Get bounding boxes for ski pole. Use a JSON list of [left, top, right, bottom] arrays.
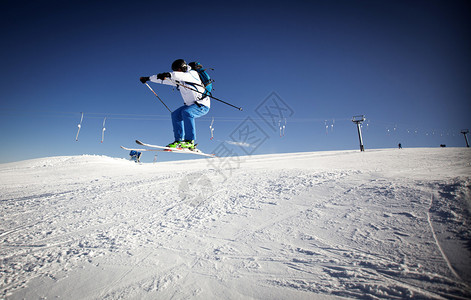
[[144, 83, 172, 113], [172, 80, 243, 111], [207, 93, 243, 111]]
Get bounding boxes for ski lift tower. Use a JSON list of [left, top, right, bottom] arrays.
[[461, 129, 469, 147], [352, 115, 366, 152]]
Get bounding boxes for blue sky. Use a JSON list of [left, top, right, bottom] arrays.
[[1, 0, 470, 163]]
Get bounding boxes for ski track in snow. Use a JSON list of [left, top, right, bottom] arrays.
[[0, 149, 470, 299]]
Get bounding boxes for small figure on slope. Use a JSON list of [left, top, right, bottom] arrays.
[[129, 150, 141, 163], [140, 59, 210, 150]]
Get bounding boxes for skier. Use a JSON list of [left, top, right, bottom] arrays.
[[140, 59, 210, 150]]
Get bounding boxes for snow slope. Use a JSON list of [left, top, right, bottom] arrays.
[[1, 148, 470, 299]]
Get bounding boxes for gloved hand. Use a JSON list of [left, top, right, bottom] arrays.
[[157, 72, 171, 80], [140, 76, 149, 84]]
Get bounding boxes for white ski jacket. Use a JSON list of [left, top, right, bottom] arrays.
[[149, 68, 210, 108]]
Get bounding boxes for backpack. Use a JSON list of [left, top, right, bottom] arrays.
[[189, 61, 213, 99]]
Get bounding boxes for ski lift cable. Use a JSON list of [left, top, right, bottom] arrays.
[[6, 108, 464, 138]]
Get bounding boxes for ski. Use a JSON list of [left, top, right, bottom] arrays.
[[120, 146, 163, 152], [121, 145, 216, 157], [128, 140, 216, 158]]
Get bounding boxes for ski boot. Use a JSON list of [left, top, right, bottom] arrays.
[[180, 140, 196, 150], [166, 141, 182, 149]]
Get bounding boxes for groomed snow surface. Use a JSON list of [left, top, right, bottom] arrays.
[[1, 148, 470, 299]]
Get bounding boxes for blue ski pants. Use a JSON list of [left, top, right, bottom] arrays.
[[171, 104, 209, 141]]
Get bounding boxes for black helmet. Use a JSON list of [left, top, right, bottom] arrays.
[[171, 59, 188, 72]]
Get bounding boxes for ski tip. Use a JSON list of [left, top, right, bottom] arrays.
[[135, 140, 143, 145]]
